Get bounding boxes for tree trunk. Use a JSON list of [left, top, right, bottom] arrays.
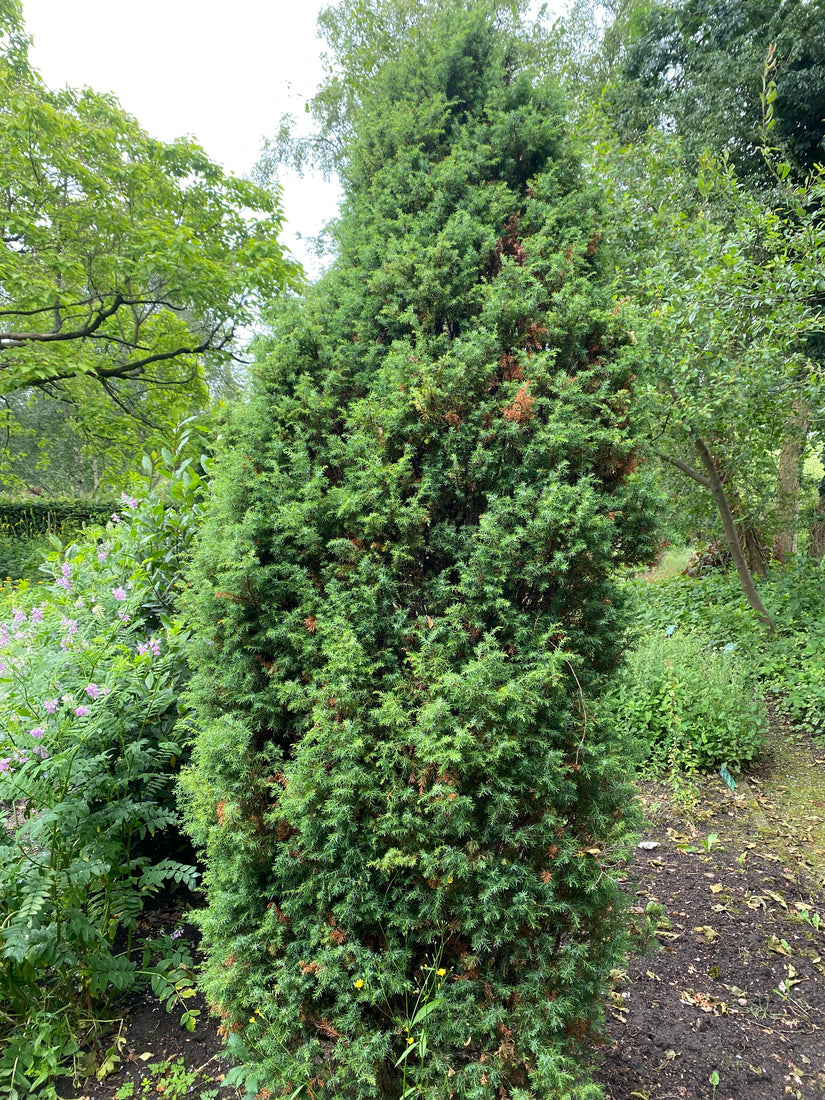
[[693, 436, 775, 629], [738, 523, 769, 578], [656, 441, 775, 630], [809, 449, 825, 560], [774, 399, 810, 561], [716, 461, 769, 578]]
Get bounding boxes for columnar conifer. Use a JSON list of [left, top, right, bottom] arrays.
[[181, 3, 656, 1097]]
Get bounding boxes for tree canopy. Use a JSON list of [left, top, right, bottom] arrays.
[[0, 0, 299, 407]]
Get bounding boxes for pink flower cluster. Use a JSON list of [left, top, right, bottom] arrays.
[[56, 562, 73, 591], [137, 637, 161, 658]]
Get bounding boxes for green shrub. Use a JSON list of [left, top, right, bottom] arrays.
[[605, 631, 766, 771], [0, 430, 206, 1098], [624, 556, 825, 733], [179, 5, 658, 1099], [0, 531, 50, 581]]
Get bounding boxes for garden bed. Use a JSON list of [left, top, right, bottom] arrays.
[[63, 713, 825, 1100]]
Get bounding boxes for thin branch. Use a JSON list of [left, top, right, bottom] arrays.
[[654, 449, 712, 489], [0, 294, 124, 347]]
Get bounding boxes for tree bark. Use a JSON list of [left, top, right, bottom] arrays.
[[692, 436, 775, 629], [656, 442, 775, 630], [809, 448, 825, 559], [774, 399, 810, 561]]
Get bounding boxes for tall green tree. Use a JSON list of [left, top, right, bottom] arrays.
[[555, 0, 825, 614], [181, 3, 656, 1098], [604, 0, 825, 185], [0, 0, 298, 413]]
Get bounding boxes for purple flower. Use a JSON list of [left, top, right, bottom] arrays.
[[56, 561, 73, 591], [85, 683, 100, 700], [110, 513, 121, 524], [0, 757, 12, 773], [0, 625, 9, 646], [34, 746, 49, 759], [121, 492, 138, 509], [97, 548, 108, 562], [74, 706, 89, 717], [137, 637, 161, 658], [44, 699, 58, 714], [112, 586, 127, 601], [31, 606, 44, 623], [12, 609, 25, 624], [60, 617, 78, 635], [29, 727, 44, 739], [117, 610, 131, 624]]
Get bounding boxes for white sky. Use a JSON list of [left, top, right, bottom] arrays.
[[22, 0, 565, 277], [22, 0, 341, 275]]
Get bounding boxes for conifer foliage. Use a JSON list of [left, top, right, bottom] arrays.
[[181, 3, 656, 1096]]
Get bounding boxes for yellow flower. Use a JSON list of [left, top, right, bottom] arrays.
[[446, 877, 453, 884], [249, 1016, 256, 1023], [407, 1036, 415, 1044], [354, 978, 364, 989], [437, 968, 446, 976]]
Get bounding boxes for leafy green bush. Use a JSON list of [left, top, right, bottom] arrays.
[[0, 531, 50, 581], [179, 6, 658, 1099], [624, 557, 825, 733], [0, 498, 122, 581], [0, 432, 206, 1098], [604, 631, 766, 771]]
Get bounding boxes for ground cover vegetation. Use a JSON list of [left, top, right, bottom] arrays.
[[177, 2, 659, 1097], [0, 430, 209, 1099]]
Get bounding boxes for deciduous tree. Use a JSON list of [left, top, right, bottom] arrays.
[[0, 1, 298, 409]]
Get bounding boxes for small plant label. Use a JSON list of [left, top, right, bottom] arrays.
[[719, 764, 736, 791]]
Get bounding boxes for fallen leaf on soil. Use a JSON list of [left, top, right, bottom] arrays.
[[693, 925, 720, 943], [766, 934, 793, 956], [709, 883, 724, 893], [680, 989, 728, 1014]]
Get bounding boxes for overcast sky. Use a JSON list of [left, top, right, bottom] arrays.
[[22, 0, 564, 277], [23, 0, 341, 274]]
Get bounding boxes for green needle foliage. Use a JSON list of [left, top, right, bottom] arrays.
[[180, 3, 658, 1097]]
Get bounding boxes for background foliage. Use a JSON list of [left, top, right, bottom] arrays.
[[0, 431, 206, 1098]]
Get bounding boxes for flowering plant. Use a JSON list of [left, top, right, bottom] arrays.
[[0, 429, 205, 1098]]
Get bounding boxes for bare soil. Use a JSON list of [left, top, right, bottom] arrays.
[[64, 710, 825, 1100], [596, 709, 825, 1100]]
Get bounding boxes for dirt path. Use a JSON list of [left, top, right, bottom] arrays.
[[595, 713, 825, 1100]]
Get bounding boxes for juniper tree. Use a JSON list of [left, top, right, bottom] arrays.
[[180, 3, 657, 1097]]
